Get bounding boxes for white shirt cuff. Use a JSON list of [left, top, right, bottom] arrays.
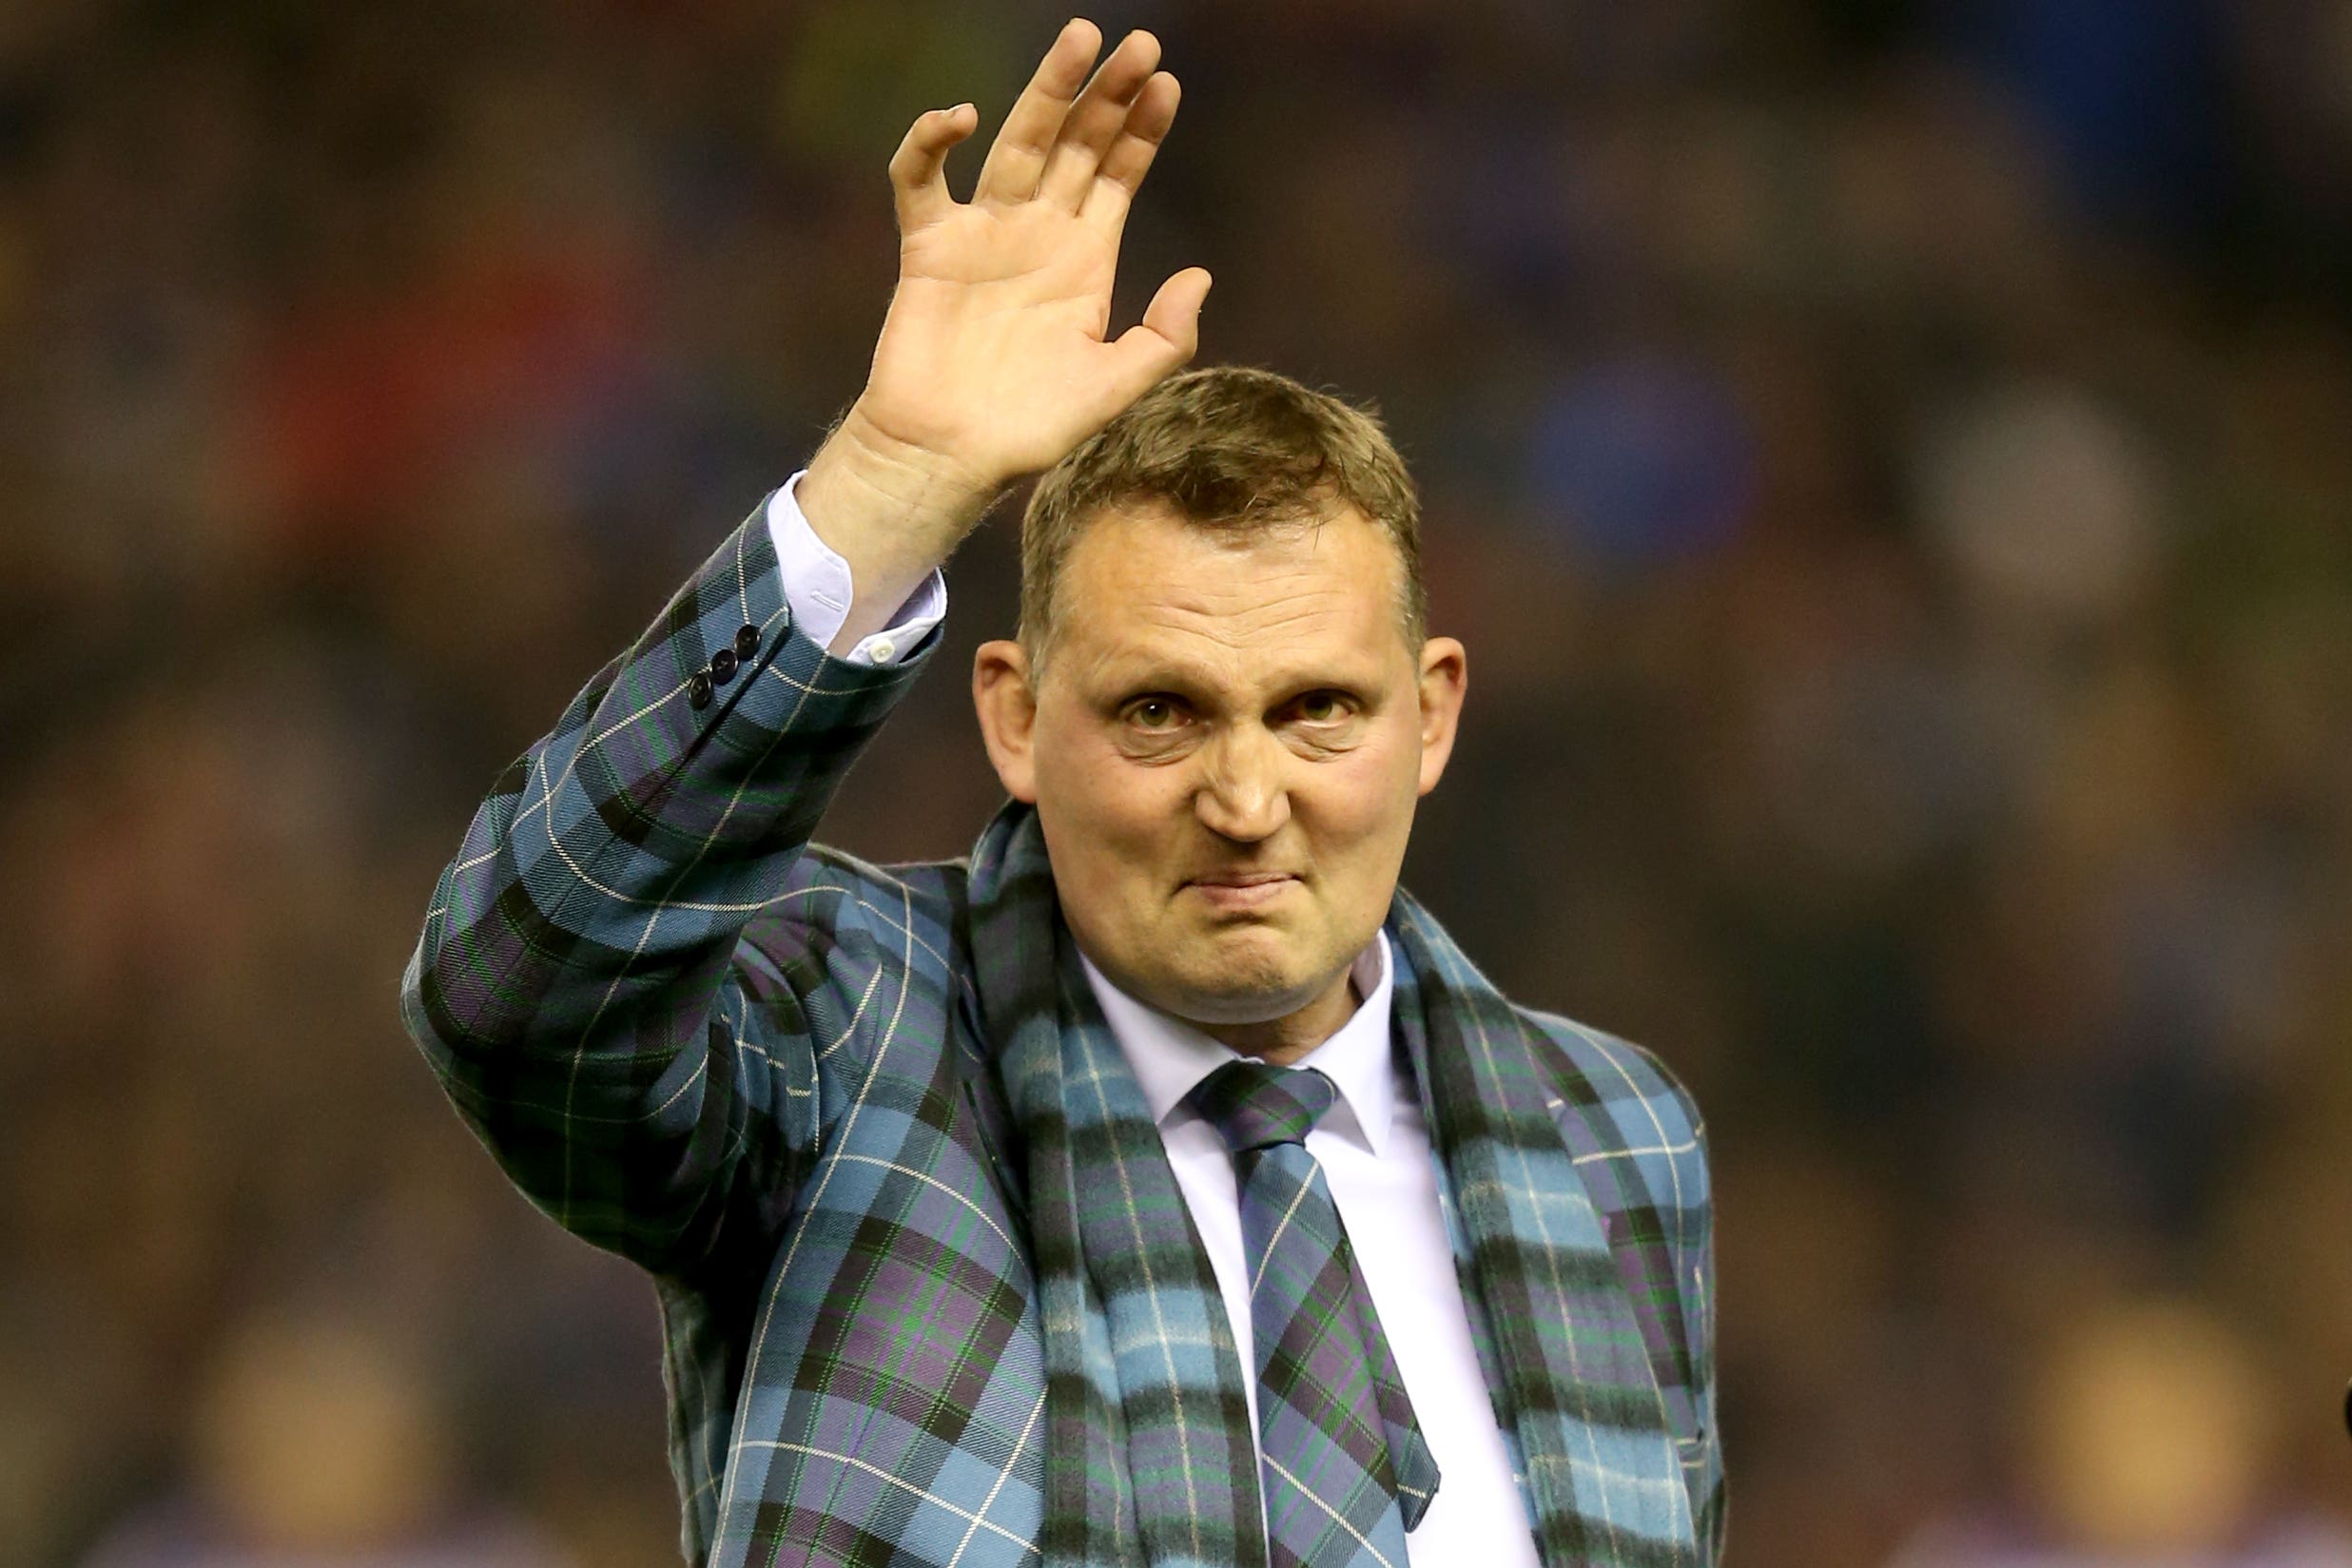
[[764, 470, 948, 665]]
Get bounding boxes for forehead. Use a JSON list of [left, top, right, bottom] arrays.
[[1047, 500, 1410, 690]]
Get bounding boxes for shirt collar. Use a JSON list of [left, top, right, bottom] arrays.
[[1079, 932, 1397, 1157]]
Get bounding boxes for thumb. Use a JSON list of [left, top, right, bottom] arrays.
[[1109, 266, 1212, 398]]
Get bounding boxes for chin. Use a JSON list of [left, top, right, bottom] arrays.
[[1154, 941, 1328, 1026]]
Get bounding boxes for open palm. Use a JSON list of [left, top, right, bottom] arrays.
[[854, 21, 1211, 490]]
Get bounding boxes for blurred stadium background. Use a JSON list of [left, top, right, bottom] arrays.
[[4, 1, 2350, 1564]]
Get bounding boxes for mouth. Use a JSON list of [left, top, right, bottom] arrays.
[[1181, 872, 1300, 911]]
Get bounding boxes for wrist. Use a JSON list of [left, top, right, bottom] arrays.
[[808, 402, 1004, 541], [793, 402, 1000, 654]]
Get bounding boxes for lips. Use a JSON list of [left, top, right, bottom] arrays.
[[1182, 872, 1299, 910]]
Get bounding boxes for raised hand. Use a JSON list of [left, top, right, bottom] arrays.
[[798, 19, 1209, 649], [872, 19, 1207, 483]]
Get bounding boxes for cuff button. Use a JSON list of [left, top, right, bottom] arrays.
[[688, 670, 714, 709], [709, 647, 738, 684], [867, 636, 897, 664], [734, 624, 761, 660]]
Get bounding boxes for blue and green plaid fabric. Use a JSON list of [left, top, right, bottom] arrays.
[[1189, 1061, 1439, 1568], [401, 501, 1722, 1568]]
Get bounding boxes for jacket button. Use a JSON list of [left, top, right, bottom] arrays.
[[734, 624, 761, 660], [688, 670, 713, 709], [709, 647, 738, 684]]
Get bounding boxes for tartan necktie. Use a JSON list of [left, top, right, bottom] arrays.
[[1190, 1059, 1441, 1568]]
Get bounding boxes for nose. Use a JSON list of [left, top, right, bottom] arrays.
[[1194, 725, 1292, 843]]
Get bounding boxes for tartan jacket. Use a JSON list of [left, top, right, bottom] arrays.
[[400, 505, 1722, 1568]]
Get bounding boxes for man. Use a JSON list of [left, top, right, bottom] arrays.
[[400, 19, 1720, 1568]]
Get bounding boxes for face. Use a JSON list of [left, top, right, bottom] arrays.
[[973, 501, 1467, 1049]]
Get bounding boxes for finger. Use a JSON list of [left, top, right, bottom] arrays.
[[974, 17, 1101, 204], [1081, 72, 1179, 241], [1108, 266, 1213, 399], [1037, 29, 1162, 212], [888, 104, 978, 231]]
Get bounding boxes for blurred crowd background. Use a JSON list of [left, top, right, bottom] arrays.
[[5, 0, 2350, 1564]]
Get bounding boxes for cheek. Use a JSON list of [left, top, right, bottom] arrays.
[[1304, 723, 1425, 839], [1032, 732, 1197, 956], [1034, 726, 1183, 848]]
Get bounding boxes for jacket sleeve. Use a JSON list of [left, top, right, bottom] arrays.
[[398, 504, 936, 1275]]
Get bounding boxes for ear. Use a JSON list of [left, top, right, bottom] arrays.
[[972, 639, 1040, 803], [1413, 636, 1468, 797]]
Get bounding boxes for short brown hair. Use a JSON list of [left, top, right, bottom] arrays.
[[1018, 365, 1426, 665]]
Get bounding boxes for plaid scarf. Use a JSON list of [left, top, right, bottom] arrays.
[[965, 803, 1701, 1568]]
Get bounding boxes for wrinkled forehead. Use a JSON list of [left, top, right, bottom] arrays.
[[1044, 501, 1414, 692]]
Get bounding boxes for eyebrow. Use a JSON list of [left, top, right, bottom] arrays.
[[1092, 658, 1382, 703]]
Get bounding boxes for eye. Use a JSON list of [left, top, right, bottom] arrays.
[[1292, 690, 1349, 724], [1124, 696, 1185, 730]]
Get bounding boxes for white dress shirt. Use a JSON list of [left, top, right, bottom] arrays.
[[765, 475, 1542, 1568], [764, 473, 948, 663]]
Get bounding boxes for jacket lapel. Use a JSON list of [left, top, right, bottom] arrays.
[[1532, 1041, 1704, 1456], [1387, 894, 1699, 1568]]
